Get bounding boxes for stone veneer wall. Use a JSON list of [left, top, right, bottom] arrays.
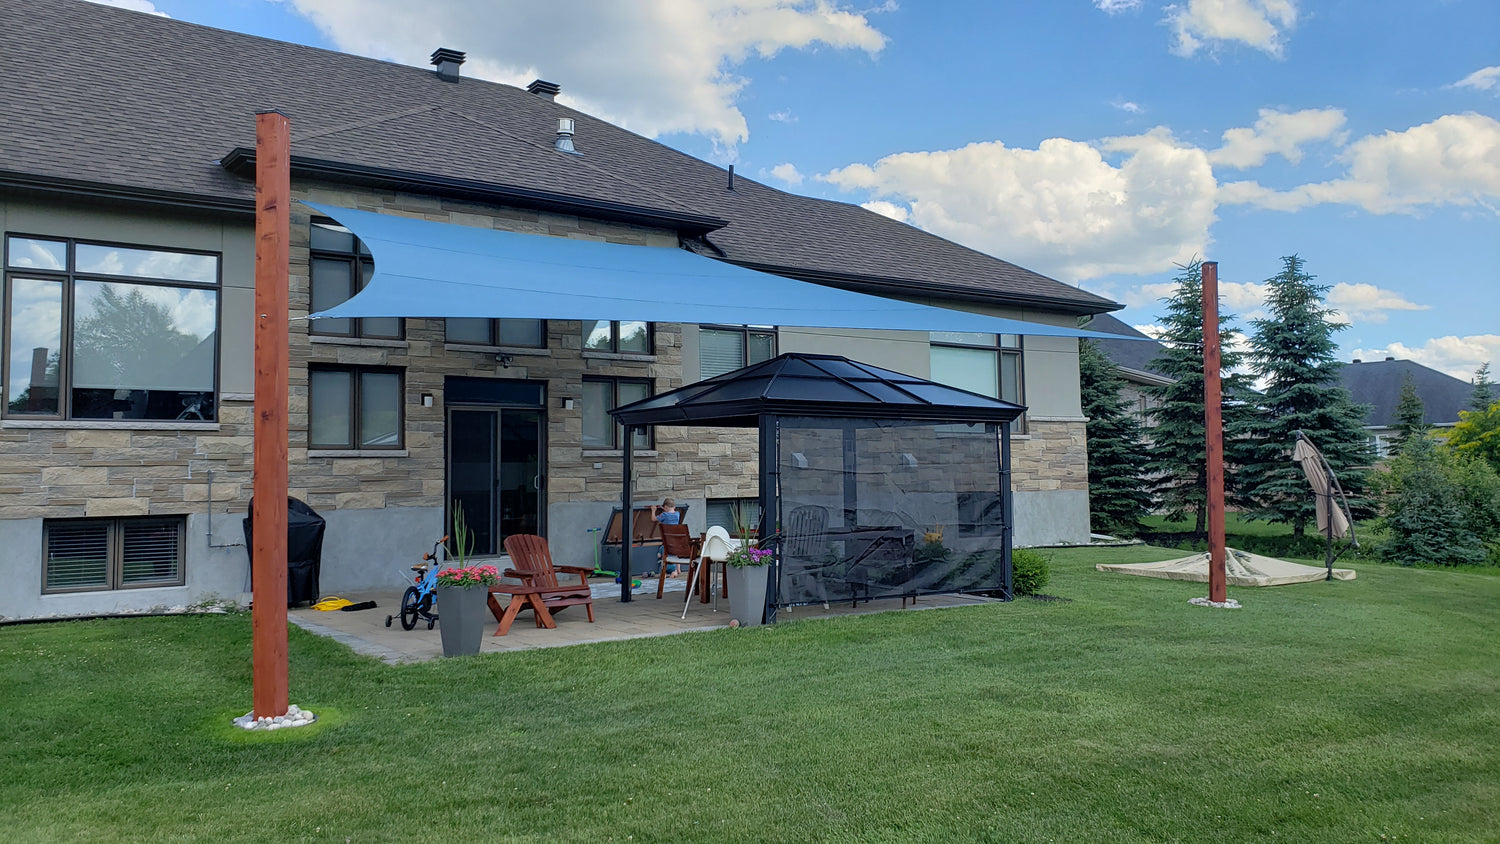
[[1010, 420, 1089, 493]]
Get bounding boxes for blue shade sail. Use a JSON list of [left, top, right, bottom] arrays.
[[304, 203, 1136, 339]]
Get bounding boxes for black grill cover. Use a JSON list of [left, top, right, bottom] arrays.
[[244, 497, 327, 606]]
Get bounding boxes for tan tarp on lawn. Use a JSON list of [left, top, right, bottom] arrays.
[[1096, 547, 1355, 586]]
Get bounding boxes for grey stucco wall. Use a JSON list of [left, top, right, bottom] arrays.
[[0, 513, 248, 620], [1012, 489, 1091, 547]]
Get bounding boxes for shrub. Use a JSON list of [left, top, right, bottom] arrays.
[[1012, 549, 1051, 596], [1374, 434, 1498, 566]]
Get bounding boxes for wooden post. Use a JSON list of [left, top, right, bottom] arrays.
[[1201, 261, 1227, 604], [252, 110, 291, 718]]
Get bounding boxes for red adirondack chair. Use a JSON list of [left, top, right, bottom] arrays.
[[487, 534, 596, 636]]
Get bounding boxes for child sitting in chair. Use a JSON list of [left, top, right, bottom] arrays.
[[651, 498, 683, 576]]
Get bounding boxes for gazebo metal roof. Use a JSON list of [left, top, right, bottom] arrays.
[[610, 353, 1026, 428]]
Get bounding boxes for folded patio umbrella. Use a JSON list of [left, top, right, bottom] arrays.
[[1292, 434, 1351, 541]]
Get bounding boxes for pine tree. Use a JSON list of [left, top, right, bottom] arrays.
[[1392, 374, 1428, 452], [1141, 260, 1260, 534], [1471, 362, 1494, 412], [1078, 338, 1152, 536], [1242, 255, 1374, 537], [1377, 433, 1487, 566]]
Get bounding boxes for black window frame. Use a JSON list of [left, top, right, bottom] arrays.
[[582, 376, 653, 450], [698, 324, 777, 380], [307, 364, 406, 451], [582, 320, 653, 355], [41, 516, 187, 594], [2, 233, 222, 422], [444, 318, 548, 349], [930, 333, 1024, 398], [308, 219, 402, 340]]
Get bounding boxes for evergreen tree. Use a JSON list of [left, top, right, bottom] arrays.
[[1242, 255, 1374, 536], [1471, 362, 1494, 412], [1392, 373, 1428, 452], [1141, 260, 1260, 534], [1078, 338, 1152, 536]]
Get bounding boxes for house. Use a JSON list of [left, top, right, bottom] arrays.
[[1081, 313, 1170, 424], [1339, 358, 1476, 456], [0, 0, 1122, 621]]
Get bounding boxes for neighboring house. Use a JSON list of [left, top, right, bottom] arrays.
[[1082, 313, 1171, 424], [1339, 358, 1475, 457], [0, 0, 1122, 620]]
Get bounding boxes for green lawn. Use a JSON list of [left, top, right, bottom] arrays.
[[3, 549, 1497, 843]]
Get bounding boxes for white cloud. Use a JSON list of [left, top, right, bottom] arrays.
[[1453, 66, 1500, 93], [83, 0, 168, 15], [1166, 0, 1298, 58], [1219, 112, 1500, 213], [1094, 0, 1142, 12], [1113, 100, 1145, 114], [1351, 335, 1500, 381], [1208, 107, 1346, 168], [768, 109, 798, 123], [284, 0, 886, 149], [1326, 283, 1428, 324], [861, 200, 910, 223], [821, 128, 1218, 281], [765, 162, 804, 185]]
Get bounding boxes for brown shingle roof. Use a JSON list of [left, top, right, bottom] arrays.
[[1, 0, 1119, 314]]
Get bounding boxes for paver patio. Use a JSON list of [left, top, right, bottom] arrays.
[[289, 581, 995, 662]]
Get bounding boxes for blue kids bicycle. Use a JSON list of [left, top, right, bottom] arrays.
[[385, 535, 448, 631]]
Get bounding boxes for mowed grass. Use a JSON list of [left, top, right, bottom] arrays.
[[2, 549, 1497, 843]]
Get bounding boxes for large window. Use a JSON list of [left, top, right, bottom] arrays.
[[309, 366, 404, 450], [582, 377, 651, 449], [309, 220, 400, 340], [929, 332, 1023, 406], [583, 320, 651, 355], [43, 516, 186, 593], [699, 325, 776, 380], [706, 498, 762, 534], [446, 318, 546, 348], [3, 235, 219, 421]]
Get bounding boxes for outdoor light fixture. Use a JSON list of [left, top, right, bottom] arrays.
[[420, 393, 434, 407], [901, 452, 919, 468], [497, 353, 514, 368], [562, 398, 575, 410], [791, 451, 808, 469]]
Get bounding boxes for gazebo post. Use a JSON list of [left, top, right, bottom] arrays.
[[1000, 421, 1014, 600], [621, 424, 634, 602], [758, 414, 778, 624]]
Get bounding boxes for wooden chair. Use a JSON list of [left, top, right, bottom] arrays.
[[487, 534, 596, 636], [656, 523, 701, 599]]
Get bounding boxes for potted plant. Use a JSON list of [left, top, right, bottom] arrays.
[[724, 534, 774, 627], [435, 507, 499, 657]]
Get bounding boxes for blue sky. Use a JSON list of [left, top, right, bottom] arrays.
[[104, 0, 1498, 379]]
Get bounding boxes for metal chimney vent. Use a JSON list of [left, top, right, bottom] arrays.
[[430, 48, 466, 82], [527, 79, 561, 100], [555, 117, 579, 154]]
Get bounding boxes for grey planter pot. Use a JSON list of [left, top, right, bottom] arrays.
[[437, 585, 488, 657], [726, 564, 770, 626]]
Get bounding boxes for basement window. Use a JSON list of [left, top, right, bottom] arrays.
[[42, 517, 186, 593]]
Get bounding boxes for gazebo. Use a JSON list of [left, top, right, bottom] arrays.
[[610, 353, 1025, 622]]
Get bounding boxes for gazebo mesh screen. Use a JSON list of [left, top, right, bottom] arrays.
[[775, 416, 1008, 607]]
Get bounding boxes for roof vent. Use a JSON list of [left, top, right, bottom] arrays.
[[527, 79, 561, 100], [430, 48, 466, 82], [1352, 358, 1362, 364], [555, 118, 579, 154], [1385, 356, 1395, 361]]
